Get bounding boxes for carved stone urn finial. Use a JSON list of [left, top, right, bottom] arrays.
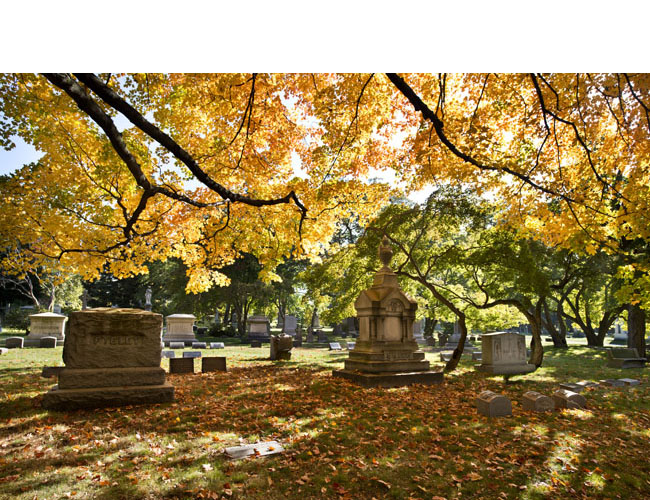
[[378, 235, 393, 269]]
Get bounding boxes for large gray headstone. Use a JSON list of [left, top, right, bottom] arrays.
[[5, 337, 24, 349], [282, 315, 298, 336], [202, 357, 227, 372], [39, 336, 58, 348], [553, 389, 586, 409], [476, 390, 512, 418], [522, 391, 554, 412], [169, 357, 194, 374]]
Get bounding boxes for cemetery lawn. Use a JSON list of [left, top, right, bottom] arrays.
[[0, 346, 648, 500]]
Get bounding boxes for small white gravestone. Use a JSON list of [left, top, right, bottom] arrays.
[[329, 342, 342, 351], [476, 331, 535, 376], [163, 314, 197, 343], [192, 342, 207, 349], [476, 390, 512, 417], [210, 342, 225, 349], [522, 391, 554, 412], [618, 378, 640, 386], [282, 315, 298, 337], [27, 312, 67, 341], [553, 389, 586, 409], [183, 351, 201, 359]]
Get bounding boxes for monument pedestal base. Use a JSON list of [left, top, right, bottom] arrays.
[[333, 369, 443, 388], [42, 382, 174, 410]]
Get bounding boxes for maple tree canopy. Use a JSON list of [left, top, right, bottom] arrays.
[[0, 74, 648, 302]]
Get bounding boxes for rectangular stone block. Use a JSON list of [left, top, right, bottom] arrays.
[[600, 379, 625, 387], [58, 367, 167, 389], [332, 369, 443, 388], [5, 337, 24, 349], [619, 378, 640, 386], [169, 342, 185, 349], [42, 383, 174, 410], [329, 342, 342, 350], [162, 350, 175, 358], [63, 309, 163, 369], [559, 382, 584, 393], [210, 342, 225, 349], [202, 357, 227, 372], [192, 342, 207, 349], [39, 336, 58, 348], [183, 351, 201, 358], [522, 391, 554, 412], [553, 389, 586, 409], [347, 342, 356, 350], [169, 358, 194, 374], [476, 390, 512, 417]]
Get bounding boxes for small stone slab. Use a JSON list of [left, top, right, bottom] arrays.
[[210, 342, 225, 349], [5, 337, 24, 349], [224, 441, 284, 460], [250, 340, 262, 348], [162, 350, 175, 358], [329, 342, 342, 351], [619, 378, 640, 386], [476, 390, 512, 418], [169, 342, 185, 349], [471, 352, 482, 361], [39, 336, 58, 348], [347, 342, 356, 350], [553, 389, 587, 409], [192, 342, 207, 349], [559, 382, 584, 393], [41, 366, 64, 378], [600, 379, 626, 387], [169, 358, 194, 374], [182, 351, 201, 358], [202, 356, 227, 372], [332, 369, 443, 388], [522, 391, 555, 412], [440, 352, 452, 362]]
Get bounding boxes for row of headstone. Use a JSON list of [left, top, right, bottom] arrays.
[[169, 356, 226, 373], [476, 388, 587, 418], [329, 341, 356, 351], [560, 378, 640, 390]]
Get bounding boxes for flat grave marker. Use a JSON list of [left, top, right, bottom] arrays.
[[162, 351, 175, 358], [210, 342, 225, 349], [183, 351, 201, 359], [169, 342, 185, 349], [329, 342, 342, 351], [224, 441, 284, 460]]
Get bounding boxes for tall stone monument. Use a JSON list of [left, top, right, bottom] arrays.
[[27, 312, 67, 343], [247, 315, 271, 342], [42, 308, 174, 409], [163, 314, 197, 345], [333, 235, 443, 388]]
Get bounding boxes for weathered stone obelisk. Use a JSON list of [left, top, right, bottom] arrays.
[[332, 236, 443, 388]]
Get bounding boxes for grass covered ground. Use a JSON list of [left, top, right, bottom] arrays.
[[0, 342, 648, 500]]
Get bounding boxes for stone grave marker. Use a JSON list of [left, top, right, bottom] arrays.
[[619, 378, 640, 386], [306, 329, 315, 343], [333, 324, 342, 336], [559, 382, 584, 393], [169, 342, 185, 349], [282, 315, 298, 337], [169, 357, 194, 374], [39, 336, 58, 348], [202, 357, 227, 372], [426, 337, 436, 346], [475, 331, 535, 376], [412, 319, 425, 344], [476, 390, 512, 417], [522, 391, 554, 412], [42, 308, 174, 409], [347, 341, 356, 350], [250, 340, 262, 348], [600, 379, 625, 387], [471, 351, 482, 361], [210, 342, 225, 349], [440, 352, 452, 362], [553, 389, 586, 409], [163, 314, 197, 344], [332, 235, 443, 388], [5, 337, 24, 349], [248, 315, 271, 341], [224, 441, 284, 460], [329, 342, 342, 351], [293, 334, 303, 348], [192, 342, 207, 349], [41, 366, 64, 378], [27, 312, 67, 343], [317, 331, 329, 343], [0, 348, 8, 355], [183, 351, 201, 358], [270, 334, 293, 360], [162, 350, 175, 358]]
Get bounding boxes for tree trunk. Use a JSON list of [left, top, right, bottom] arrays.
[[444, 314, 468, 372], [542, 299, 567, 348], [627, 303, 646, 358]]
